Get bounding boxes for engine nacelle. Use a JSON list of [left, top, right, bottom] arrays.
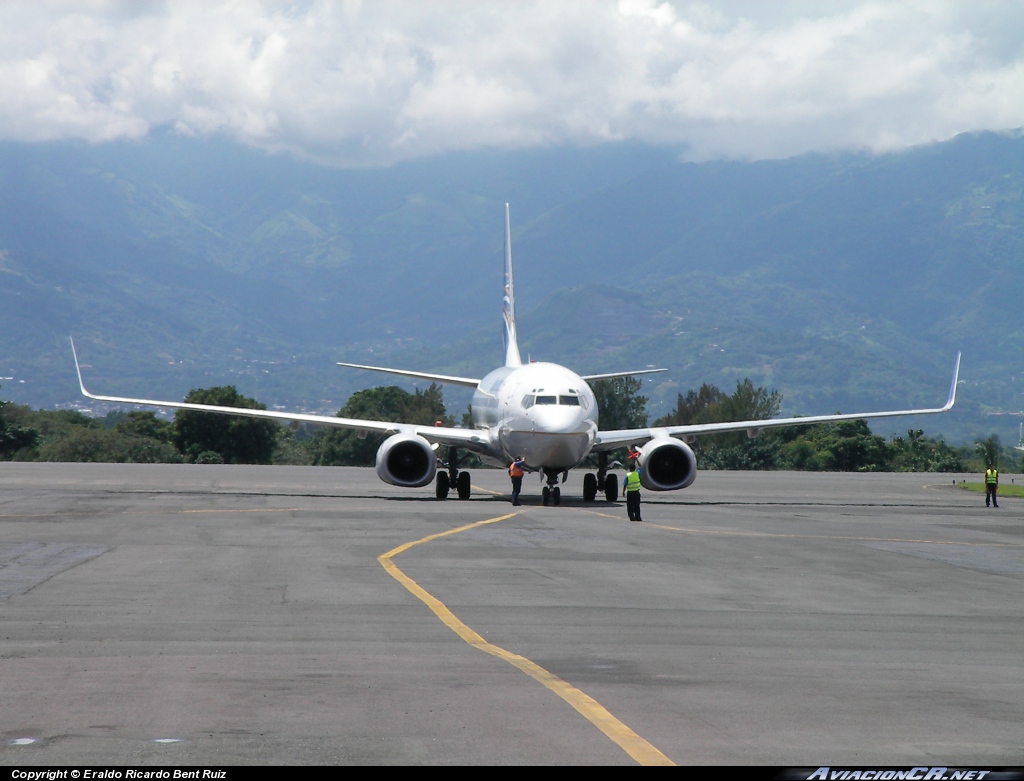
[[636, 437, 697, 491], [375, 433, 437, 488]]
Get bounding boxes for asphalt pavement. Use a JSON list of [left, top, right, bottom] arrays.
[[0, 464, 1020, 765]]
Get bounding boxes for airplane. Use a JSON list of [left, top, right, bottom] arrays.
[[72, 204, 961, 505]]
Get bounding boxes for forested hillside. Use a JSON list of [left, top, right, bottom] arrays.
[[1, 130, 1022, 444]]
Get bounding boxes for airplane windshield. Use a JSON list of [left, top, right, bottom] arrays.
[[523, 394, 582, 407]]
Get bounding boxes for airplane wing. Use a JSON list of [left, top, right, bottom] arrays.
[[336, 362, 481, 388], [580, 368, 668, 382], [72, 340, 486, 450], [592, 353, 961, 451]]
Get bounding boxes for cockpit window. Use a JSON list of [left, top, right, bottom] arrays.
[[524, 393, 585, 408]]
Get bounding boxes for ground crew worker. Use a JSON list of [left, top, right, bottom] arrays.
[[509, 456, 525, 506], [985, 463, 999, 508], [623, 462, 642, 522]]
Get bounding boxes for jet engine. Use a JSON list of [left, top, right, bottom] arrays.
[[636, 437, 697, 491], [375, 433, 437, 488]]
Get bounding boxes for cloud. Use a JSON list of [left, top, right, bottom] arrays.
[[1, 0, 1022, 165]]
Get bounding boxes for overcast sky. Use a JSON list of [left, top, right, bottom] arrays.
[[2, 1, 1022, 166]]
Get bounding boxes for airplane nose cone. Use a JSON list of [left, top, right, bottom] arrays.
[[531, 406, 588, 434], [500, 404, 596, 470]]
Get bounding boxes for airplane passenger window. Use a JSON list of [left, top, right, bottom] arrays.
[[536, 395, 557, 405], [559, 395, 580, 406]]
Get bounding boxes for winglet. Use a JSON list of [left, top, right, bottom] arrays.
[[942, 351, 961, 412], [70, 337, 93, 398], [502, 203, 522, 368]]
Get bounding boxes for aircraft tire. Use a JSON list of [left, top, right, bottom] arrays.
[[542, 486, 550, 506], [552, 486, 560, 506], [435, 472, 450, 500], [583, 473, 597, 502], [604, 474, 618, 502], [456, 471, 471, 500]]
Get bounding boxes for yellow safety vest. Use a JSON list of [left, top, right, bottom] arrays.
[[625, 471, 641, 492], [985, 468, 998, 484]]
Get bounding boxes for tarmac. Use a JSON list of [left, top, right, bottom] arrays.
[[0, 463, 1021, 766]]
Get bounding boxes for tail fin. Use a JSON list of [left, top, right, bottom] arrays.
[[502, 203, 523, 367]]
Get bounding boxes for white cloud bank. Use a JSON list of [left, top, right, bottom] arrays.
[[1, 0, 1023, 166]]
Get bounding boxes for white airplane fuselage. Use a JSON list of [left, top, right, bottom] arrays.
[[470, 362, 598, 470]]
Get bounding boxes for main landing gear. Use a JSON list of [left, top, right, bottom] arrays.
[[436, 447, 471, 500], [582, 451, 617, 503]]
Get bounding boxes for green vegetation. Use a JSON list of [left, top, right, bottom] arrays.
[[586, 376, 648, 465], [0, 379, 1016, 473], [656, 379, 782, 470], [592, 376, 648, 431], [653, 380, 969, 472], [0, 387, 39, 459], [0, 383, 453, 467], [306, 384, 450, 466], [974, 435, 1001, 469], [959, 482, 1024, 497], [0, 396, 180, 464], [173, 386, 279, 465]]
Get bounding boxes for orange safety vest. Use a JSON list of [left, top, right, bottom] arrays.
[[509, 461, 524, 478]]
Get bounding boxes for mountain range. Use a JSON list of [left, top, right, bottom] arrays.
[[1, 129, 1022, 445]]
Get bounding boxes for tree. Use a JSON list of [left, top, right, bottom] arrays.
[[779, 419, 888, 472], [824, 420, 889, 471], [37, 427, 180, 463], [585, 377, 648, 465], [591, 376, 648, 430], [888, 429, 964, 472], [656, 383, 727, 427], [112, 411, 175, 444], [656, 378, 782, 470], [975, 434, 1000, 469], [173, 386, 279, 464], [307, 384, 450, 467], [0, 387, 39, 460]]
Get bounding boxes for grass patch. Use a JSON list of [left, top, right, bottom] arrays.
[[958, 482, 1024, 497]]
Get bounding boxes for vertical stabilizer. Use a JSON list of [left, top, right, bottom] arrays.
[[503, 203, 523, 367]]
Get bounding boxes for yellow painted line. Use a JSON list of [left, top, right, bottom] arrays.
[[470, 483, 506, 496], [570, 508, 622, 521], [378, 512, 675, 766]]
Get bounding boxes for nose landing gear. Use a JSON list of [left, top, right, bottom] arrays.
[[435, 447, 471, 500], [541, 468, 562, 506]]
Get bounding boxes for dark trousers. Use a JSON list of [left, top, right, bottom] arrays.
[[626, 490, 642, 521], [510, 477, 522, 505], [986, 484, 998, 506]]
